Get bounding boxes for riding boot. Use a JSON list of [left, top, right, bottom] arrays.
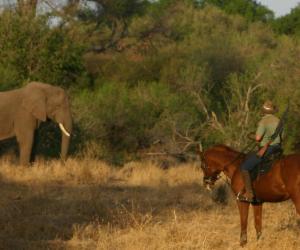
[[238, 170, 255, 202]]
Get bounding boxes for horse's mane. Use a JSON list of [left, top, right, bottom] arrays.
[[206, 144, 244, 158], [203, 144, 246, 169]]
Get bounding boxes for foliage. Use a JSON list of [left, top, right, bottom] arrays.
[[199, 0, 274, 22], [272, 5, 300, 36], [0, 10, 85, 90], [0, 0, 300, 164], [73, 82, 201, 164]]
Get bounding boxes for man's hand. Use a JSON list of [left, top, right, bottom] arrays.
[[257, 142, 271, 157]]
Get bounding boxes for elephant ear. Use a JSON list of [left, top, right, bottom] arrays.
[[22, 88, 47, 122]]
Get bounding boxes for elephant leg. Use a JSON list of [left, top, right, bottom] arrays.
[[16, 129, 35, 166], [237, 201, 250, 246], [30, 129, 39, 162], [252, 203, 263, 240]]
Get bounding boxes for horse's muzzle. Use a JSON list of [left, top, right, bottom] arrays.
[[203, 176, 215, 191]]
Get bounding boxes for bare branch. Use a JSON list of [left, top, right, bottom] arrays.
[[190, 92, 210, 120], [210, 111, 225, 135]]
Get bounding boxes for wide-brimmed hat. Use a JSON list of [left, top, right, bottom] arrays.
[[262, 100, 278, 114]]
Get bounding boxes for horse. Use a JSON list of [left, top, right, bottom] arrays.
[[199, 144, 300, 246]]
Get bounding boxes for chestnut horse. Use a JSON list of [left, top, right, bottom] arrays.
[[200, 144, 300, 246]]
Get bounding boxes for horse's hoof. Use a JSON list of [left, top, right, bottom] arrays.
[[240, 234, 247, 247], [256, 231, 262, 240], [240, 240, 247, 247]]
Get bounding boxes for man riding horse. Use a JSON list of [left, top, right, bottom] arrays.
[[238, 100, 282, 203]]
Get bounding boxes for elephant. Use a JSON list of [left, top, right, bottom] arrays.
[[0, 82, 72, 165]]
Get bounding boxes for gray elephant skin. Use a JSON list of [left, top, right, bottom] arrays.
[[0, 82, 72, 165]]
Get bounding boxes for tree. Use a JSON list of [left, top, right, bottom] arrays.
[[74, 0, 150, 53], [199, 0, 274, 22], [0, 11, 85, 89], [272, 4, 300, 36], [17, 0, 38, 17]]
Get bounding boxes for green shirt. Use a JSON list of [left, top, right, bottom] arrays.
[[256, 114, 281, 147]]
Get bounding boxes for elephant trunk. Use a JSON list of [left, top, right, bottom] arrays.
[[60, 112, 72, 162]]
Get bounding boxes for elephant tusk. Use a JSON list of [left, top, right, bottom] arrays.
[[59, 123, 70, 137]]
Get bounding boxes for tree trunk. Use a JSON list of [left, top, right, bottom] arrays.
[[17, 0, 38, 17]]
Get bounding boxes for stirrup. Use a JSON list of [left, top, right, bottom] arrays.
[[237, 192, 254, 203], [237, 192, 262, 204]]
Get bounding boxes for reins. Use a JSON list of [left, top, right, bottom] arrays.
[[202, 141, 257, 186], [222, 141, 257, 170]]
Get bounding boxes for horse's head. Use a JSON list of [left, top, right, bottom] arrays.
[[199, 153, 221, 190], [199, 145, 233, 190]]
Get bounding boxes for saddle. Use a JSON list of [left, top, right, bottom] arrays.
[[250, 148, 283, 181]]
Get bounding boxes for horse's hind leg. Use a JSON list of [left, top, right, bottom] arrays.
[[293, 198, 300, 215], [290, 194, 300, 226], [237, 201, 250, 246], [288, 179, 300, 223], [252, 204, 263, 240]]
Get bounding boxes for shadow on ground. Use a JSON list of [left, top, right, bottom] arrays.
[[0, 176, 229, 250]]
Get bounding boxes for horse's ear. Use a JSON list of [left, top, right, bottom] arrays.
[[197, 143, 204, 158]]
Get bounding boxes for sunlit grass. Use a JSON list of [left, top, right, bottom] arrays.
[[0, 157, 298, 249]]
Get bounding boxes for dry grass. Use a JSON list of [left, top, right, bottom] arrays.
[[0, 158, 299, 250]]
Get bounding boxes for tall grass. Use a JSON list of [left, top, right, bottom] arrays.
[[0, 158, 298, 249]]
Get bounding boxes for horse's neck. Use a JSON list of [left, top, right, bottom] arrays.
[[218, 151, 242, 179]]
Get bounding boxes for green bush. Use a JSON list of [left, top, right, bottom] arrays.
[[0, 1, 299, 164], [0, 11, 85, 89], [73, 82, 202, 164]]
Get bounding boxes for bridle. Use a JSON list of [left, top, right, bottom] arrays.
[[200, 142, 256, 187], [200, 153, 221, 186]]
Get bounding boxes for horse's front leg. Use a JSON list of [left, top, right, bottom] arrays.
[[252, 203, 263, 240], [237, 201, 250, 246]]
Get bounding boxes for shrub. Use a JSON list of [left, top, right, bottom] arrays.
[[0, 11, 85, 89], [73, 82, 202, 164]]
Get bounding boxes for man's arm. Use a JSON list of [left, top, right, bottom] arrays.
[[255, 135, 262, 142], [255, 121, 268, 157], [247, 133, 262, 142]]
